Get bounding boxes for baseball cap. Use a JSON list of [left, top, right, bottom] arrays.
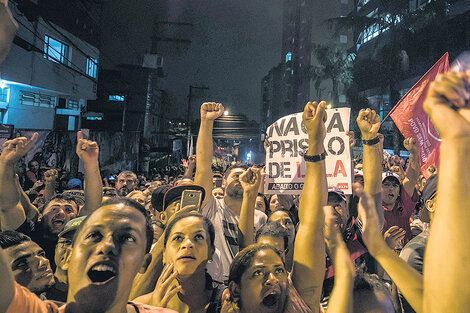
[[151, 185, 172, 212], [67, 178, 82, 190], [328, 186, 346, 201], [163, 185, 206, 211], [58, 216, 87, 238], [382, 171, 400, 183], [421, 174, 438, 203]]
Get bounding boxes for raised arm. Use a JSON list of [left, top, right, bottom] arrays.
[[356, 109, 384, 226], [76, 131, 102, 216], [194, 102, 224, 207], [422, 70, 470, 313], [324, 206, 354, 313], [292, 101, 327, 311], [402, 138, 419, 197], [15, 175, 39, 222], [182, 155, 196, 179], [0, 134, 37, 230], [43, 169, 58, 203], [238, 167, 261, 249], [355, 183, 423, 313]]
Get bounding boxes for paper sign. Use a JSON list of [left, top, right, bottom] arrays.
[[265, 108, 352, 195]]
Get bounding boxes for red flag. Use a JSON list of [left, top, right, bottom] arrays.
[[389, 53, 449, 178]]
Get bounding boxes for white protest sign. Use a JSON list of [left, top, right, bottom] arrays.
[[265, 108, 352, 195]]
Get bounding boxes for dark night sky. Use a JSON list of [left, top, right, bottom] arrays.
[[160, 0, 283, 123]]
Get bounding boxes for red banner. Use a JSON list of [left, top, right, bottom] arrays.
[[389, 53, 449, 178]]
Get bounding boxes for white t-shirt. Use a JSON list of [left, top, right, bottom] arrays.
[[202, 195, 267, 281]]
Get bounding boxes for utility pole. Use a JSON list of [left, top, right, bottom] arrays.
[[186, 85, 209, 155]]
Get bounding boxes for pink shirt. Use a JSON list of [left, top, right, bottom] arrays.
[[7, 283, 178, 313], [382, 187, 419, 244]]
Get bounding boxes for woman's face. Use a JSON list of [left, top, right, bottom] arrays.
[[255, 196, 266, 213], [269, 195, 282, 212], [237, 249, 288, 313], [164, 216, 212, 277], [268, 211, 295, 244]]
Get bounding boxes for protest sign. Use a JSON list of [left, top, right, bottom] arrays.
[[389, 53, 449, 178], [265, 108, 352, 195]]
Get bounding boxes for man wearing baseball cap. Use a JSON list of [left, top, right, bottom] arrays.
[[47, 216, 86, 302], [151, 185, 205, 227], [381, 169, 419, 245], [322, 186, 377, 301]]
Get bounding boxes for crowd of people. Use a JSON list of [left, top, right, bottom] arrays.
[[1, 1, 470, 313]]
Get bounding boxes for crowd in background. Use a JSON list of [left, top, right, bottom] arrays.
[[1, 1, 470, 313]]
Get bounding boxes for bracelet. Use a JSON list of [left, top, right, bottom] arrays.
[[362, 136, 380, 145], [304, 151, 326, 163]]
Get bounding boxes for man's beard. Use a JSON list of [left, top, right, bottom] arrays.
[[118, 187, 130, 196], [225, 182, 243, 200]]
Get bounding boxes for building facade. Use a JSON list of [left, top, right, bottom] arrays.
[[0, 0, 99, 132]]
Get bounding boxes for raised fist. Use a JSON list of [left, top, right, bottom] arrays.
[[76, 130, 99, 163], [403, 137, 418, 154], [0, 133, 38, 166], [239, 167, 261, 194], [44, 169, 58, 184], [200, 102, 224, 121], [357, 108, 380, 140], [302, 101, 327, 144], [423, 71, 470, 140]]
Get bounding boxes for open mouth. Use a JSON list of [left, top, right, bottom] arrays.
[[87, 264, 117, 284], [262, 293, 279, 307], [52, 220, 65, 226]]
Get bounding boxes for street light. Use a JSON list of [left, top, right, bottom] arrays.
[[326, 103, 333, 109], [223, 110, 229, 116]]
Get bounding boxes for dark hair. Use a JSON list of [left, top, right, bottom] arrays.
[[353, 271, 399, 313], [257, 194, 269, 213], [0, 230, 32, 249], [255, 222, 289, 252], [223, 164, 250, 180], [46, 193, 79, 212], [268, 208, 297, 227], [73, 197, 154, 253], [163, 212, 215, 250], [228, 243, 285, 285], [27, 159, 39, 169]]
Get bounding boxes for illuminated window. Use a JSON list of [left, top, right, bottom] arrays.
[[285, 52, 292, 62], [86, 57, 97, 78], [359, 14, 401, 44], [109, 95, 125, 101], [44, 35, 68, 63]]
